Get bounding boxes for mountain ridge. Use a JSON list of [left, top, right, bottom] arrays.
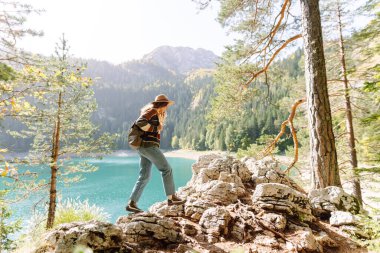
[[140, 45, 219, 74]]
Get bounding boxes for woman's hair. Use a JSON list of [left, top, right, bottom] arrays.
[[140, 102, 168, 114], [152, 102, 169, 108]]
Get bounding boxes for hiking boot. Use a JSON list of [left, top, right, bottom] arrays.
[[126, 201, 143, 213], [167, 195, 186, 206]]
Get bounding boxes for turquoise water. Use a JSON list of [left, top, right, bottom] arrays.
[[6, 155, 194, 223]]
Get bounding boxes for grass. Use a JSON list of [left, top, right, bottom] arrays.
[[14, 198, 110, 253], [54, 198, 110, 227]]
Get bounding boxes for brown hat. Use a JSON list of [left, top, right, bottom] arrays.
[[152, 94, 174, 106]]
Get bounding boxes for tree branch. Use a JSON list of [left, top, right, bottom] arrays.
[[243, 34, 302, 88]]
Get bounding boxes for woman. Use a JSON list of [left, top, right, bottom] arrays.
[[126, 94, 186, 213]]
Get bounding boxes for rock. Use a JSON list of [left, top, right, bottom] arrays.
[[245, 156, 304, 192], [199, 207, 232, 237], [149, 201, 184, 217], [179, 219, 198, 236], [308, 186, 360, 215], [340, 225, 370, 239], [34, 220, 126, 253], [218, 172, 246, 197], [230, 220, 246, 241], [179, 155, 249, 207], [194, 180, 239, 204], [295, 229, 323, 253], [194, 156, 251, 185], [252, 183, 314, 222], [33, 155, 367, 253], [175, 244, 193, 253], [184, 199, 216, 221], [254, 235, 280, 248], [191, 153, 223, 176], [315, 231, 339, 248], [257, 212, 287, 232], [116, 213, 183, 246], [330, 211, 358, 226]]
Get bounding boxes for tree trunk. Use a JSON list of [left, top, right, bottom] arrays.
[[337, 3, 362, 204], [46, 91, 62, 229], [300, 0, 341, 189]]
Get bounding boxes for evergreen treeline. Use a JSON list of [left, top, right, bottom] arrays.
[[1, 48, 306, 152]]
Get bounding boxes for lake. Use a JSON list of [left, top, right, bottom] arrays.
[[6, 154, 195, 223]]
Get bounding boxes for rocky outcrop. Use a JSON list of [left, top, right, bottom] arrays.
[[35, 155, 366, 253], [245, 156, 305, 193], [116, 213, 183, 246], [252, 183, 314, 222], [40, 221, 127, 253], [330, 211, 358, 226], [308, 186, 360, 216]]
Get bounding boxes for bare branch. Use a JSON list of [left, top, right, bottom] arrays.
[[243, 34, 302, 88]]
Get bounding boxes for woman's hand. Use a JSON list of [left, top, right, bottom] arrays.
[[157, 124, 163, 131]]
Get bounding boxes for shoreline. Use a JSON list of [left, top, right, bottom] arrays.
[[163, 149, 225, 160]]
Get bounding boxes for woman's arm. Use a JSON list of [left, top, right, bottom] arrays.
[[135, 108, 159, 132]]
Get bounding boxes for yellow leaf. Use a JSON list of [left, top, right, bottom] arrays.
[[0, 148, 8, 153], [0, 170, 6, 177], [69, 74, 78, 82], [1, 162, 8, 176], [11, 98, 16, 107], [38, 71, 47, 79]]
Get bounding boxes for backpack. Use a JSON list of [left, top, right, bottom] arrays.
[[128, 123, 144, 150]]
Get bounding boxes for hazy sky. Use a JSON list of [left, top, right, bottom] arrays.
[[18, 0, 232, 64], [18, 0, 370, 65]]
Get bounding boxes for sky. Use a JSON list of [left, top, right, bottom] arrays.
[[17, 0, 371, 65], [18, 0, 232, 64]]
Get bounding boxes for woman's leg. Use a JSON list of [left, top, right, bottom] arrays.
[[138, 146, 175, 197], [129, 154, 152, 203]]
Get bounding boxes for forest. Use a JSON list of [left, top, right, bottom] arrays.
[[0, 0, 379, 252]]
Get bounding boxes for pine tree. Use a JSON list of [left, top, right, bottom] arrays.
[[15, 35, 117, 229], [198, 0, 341, 188]]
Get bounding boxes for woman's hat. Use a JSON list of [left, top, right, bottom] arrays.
[[152, 94, 174, 105]]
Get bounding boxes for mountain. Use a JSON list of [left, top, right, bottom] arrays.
[[141, 46, 219, 74], [75, 46, 218, 150], [1, 46, 301, 152]]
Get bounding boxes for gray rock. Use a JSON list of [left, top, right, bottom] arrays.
[[184, 199, 216, 221], [193, 156, 251, 185], [340, 225, 370, 239], [149, 201, 184, 217], [179, 219, 198, 236], [199, 207, 232, 237], [308, 186, 360, 215], [295, 229, 323, 252], [255, 234, 280, 248], [252, 183, 314, 222], [330, 211, 358, 226], [191, 153, 223, 176], [194, 180, 239, 204], [258, 212, 287, 232], [315, 231, 339, 248], [116, 213, 182, 245], [245, 156, 304, 192], [35, 220, 126, 253]]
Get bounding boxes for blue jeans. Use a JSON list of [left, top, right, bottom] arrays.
[[129, 146, 175, 203]]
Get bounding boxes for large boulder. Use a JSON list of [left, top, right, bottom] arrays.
[[149, 201, 184, 217], [308, 186, 360, 215], [252, 183, 314, 222], [330, 211, 358, 226], [116, 213, 183, 246], [191, 153, 224, 176], [34, 220, 126, 253], [257, 212, 287, 232], [245, 156, 304, 192], [184, 199, 217, 222], [199, 207, 232, 237]]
